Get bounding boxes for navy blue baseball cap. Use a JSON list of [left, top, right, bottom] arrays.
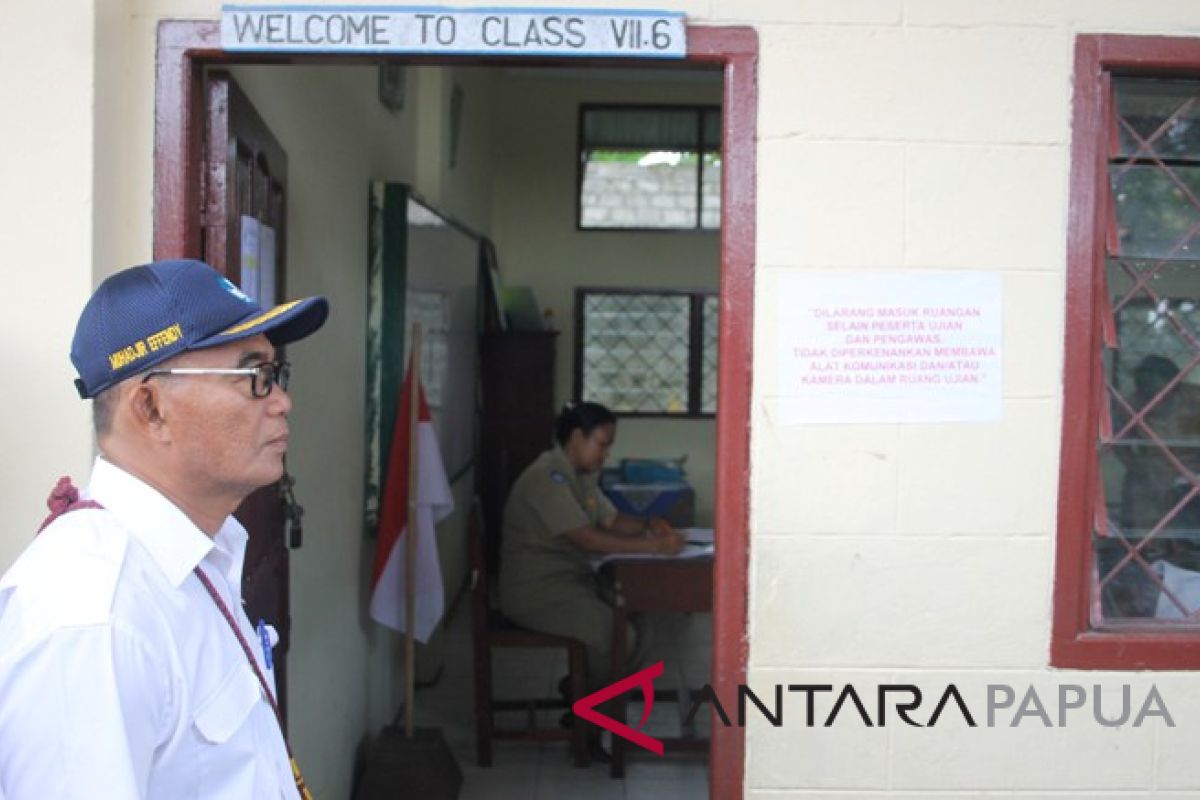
[[71, 259, 329, 399]]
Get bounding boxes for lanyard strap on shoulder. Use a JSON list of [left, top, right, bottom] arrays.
[[37, 476, 103, 533]]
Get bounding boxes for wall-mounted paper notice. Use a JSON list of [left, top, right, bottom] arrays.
[[239, 215, 261, 302], [259, 223, 277, 307], [776, 271, 1003, 424]]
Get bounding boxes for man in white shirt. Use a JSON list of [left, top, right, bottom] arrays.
[[0, 259, 328, 799]]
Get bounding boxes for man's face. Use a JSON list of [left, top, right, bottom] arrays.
[[158, 334, 292, 499]]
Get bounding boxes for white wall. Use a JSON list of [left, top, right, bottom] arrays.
[[0, 0, 96, 569], [490, 69, 722, 524]]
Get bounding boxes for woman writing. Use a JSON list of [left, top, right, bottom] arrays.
[[499, 401, 684, 695]]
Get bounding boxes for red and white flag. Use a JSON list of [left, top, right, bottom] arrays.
[[369, 359, 454, 642]]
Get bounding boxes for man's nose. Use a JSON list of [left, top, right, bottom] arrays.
[[269, 384, 294, 415]]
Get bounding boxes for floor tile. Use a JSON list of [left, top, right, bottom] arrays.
[[626, 776, 709, 800], [415, 603, 711, 798], [537, 774, 627, 800]]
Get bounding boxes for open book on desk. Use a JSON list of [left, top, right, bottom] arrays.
[[589, 528, 715, 570]]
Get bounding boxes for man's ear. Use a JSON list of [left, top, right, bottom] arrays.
[[126, 382, 170, 440]]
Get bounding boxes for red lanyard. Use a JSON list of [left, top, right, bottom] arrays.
[[37, 477, 102, 533], [193, 566, 313, 799], [191, 567, 284, 723]]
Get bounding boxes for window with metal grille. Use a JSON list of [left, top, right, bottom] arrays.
[[1099, 78, 1200, 625], [1055, 36, 1200, 669], [574, 288, 717, 417], [577, 104, 721, 231]]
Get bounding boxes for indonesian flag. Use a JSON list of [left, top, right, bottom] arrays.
[[369, 360, 454, 641]]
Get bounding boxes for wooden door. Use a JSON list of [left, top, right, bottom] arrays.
[[202, 71, 293, 724]]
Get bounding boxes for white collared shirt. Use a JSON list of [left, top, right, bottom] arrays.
[[0, 457, 298, 799]]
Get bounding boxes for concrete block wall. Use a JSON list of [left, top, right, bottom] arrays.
[[739, 0, 1200, 796], [0, 0, 97, 568]]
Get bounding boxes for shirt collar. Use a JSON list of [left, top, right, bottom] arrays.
[[549, 445, 575, 482], [549, 445, 595, 495], [86, 456, 247, 588]]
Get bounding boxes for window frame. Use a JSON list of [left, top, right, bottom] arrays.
[[575, 102, 721, 233], [572, 285, 717, 419], [1054, 33, 1200, 669]]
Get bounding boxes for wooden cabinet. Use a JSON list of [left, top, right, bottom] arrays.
[[478, 331, 557, 572]]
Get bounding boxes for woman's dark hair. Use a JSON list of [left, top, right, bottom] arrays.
[[554, 401, 616, 446]]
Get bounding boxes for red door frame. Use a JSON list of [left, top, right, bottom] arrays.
[[1053, 33, 1200, 670], [154, 19, 757, 796]]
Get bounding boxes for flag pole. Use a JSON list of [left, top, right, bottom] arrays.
[[405, 323, 421, 739]]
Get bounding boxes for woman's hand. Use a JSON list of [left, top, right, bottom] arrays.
[[643, 517, 684, 554], [568, 516, 686, 554], [652, 528, 685, 555], [647, 517, 675, 538]]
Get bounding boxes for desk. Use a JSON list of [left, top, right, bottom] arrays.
[[605, 555, 714, 778]]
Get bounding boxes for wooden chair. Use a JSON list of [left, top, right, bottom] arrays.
[[469, 501, 589, 767]]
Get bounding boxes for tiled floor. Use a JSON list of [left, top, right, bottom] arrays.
[[413, 601, 712, 799]]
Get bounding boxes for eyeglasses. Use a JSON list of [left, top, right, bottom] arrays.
[[142, 360, 291, 399]]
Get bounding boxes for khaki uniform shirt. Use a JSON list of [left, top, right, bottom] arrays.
[[499, 447, 618, 614]]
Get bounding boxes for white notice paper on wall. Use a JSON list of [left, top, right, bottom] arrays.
[[776, 271, 1003, 424], [239, 215, 261, 302], [258, 223, 277, 307]]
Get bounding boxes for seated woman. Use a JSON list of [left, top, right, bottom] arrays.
[[499, 401, 684, 694]]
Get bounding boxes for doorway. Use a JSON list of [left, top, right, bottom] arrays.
[[153, 20, 755, 798]]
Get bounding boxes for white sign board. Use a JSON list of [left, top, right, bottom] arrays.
[[776, 271, 1003, 424], [221, 5, 686, 58]]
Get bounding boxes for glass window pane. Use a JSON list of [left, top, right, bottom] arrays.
[[580, 150, 699, 229], [701, 294, 719, 413], [584, 107, 701, 150], [1102, 76, 1200, 628], [1114, 78, 1200, 161], [701, 152, 721, 230], [1100, 253, 1200, 626], [1096, 541, 1177, 621], [1111, 165, 1200, 259], [702, 108, 722, 150], [577, 106, 721, 231], [581, 293, 690, 413]]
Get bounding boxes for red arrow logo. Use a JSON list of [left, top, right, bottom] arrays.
[[572, 661, 665, 756]]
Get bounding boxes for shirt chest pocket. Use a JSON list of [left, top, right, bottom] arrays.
[[193, 663, 262, 743]]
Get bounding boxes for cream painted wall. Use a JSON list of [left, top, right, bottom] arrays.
[[9, 0, 1200, 797], [490, 70, 723, 524], [0, 1, 96, 569], [737, 0, 1200, 797]]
